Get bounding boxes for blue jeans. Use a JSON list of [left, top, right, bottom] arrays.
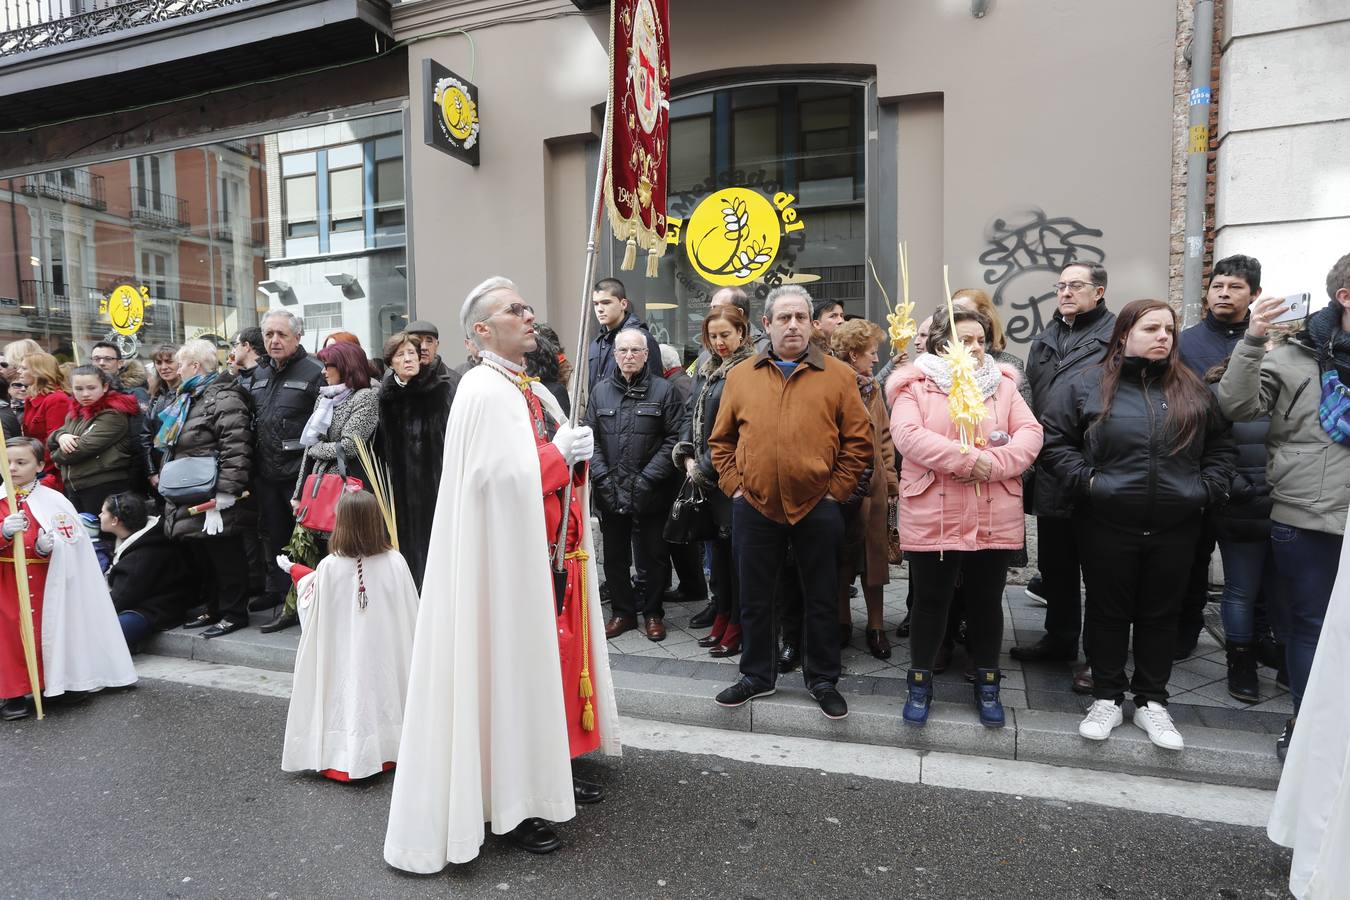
[[118, 611, 153, 653], [1217, 539, 1271, 644], [1268, 523, 1343, 712]]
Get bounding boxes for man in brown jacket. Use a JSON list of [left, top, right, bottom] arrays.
[[708, 285, 874, 719]]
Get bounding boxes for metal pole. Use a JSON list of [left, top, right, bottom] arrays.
[[1182, 0, 1214, 326], [552, 103, 612, 572]]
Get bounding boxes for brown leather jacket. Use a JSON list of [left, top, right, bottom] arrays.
[[709, 344, 873, 525]]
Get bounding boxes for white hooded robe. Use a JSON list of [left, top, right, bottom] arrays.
[[383, 365, 619, 872]]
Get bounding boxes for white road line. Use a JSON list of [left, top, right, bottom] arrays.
[[135, 655, 1275, 828]]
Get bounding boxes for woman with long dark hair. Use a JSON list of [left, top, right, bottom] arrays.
[[1041, 298, 1235, 751]]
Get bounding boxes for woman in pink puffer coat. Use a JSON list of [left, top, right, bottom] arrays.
[[886, 306, 1043, 729]]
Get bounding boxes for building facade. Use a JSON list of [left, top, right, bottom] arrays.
[[1, 0, 1337, 369]]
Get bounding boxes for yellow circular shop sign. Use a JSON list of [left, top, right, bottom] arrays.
[[684, 188, 781, 287], [99, 284, 152, 336], [436, 75, 479, 147]]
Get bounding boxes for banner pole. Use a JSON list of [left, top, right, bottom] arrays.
[[553, 101, 613, 573], [0, 437, 43, 720]]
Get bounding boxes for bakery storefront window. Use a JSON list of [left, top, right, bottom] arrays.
[[630, 81, 866, 361], [0, 110, 407, 367]]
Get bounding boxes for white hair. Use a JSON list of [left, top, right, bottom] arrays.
[[763, 285, 812, 320], [659, 343, 681, 369], [176, 338, 220, 372], [461, 276, 518, 348], [261, 308, 304, 337]]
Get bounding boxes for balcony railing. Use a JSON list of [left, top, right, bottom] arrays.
[[18, 279, 76, 317], [1, 0, 251, 59], [129, 186, 190, 231], [217, 217, 267, 247], [19, 169, 106, 210]]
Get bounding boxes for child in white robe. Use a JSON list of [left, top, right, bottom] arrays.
[[279, 491, 418, 781]]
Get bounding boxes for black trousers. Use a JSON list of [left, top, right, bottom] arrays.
[[908, 550, 1010, 670], [669, 541, 708, 599], [1077, 514, 1200, 706], [600, 510, 670, 620], [1037, 515, 1084, 652], [733, 497, 843, 692], [67, 480, 130, 517], [184, 534, 249, 623], [778, 555, 803, 646], [255, 478, 297, 599], [709, 536, 739, 625], [1178, 510, 1218, 644]]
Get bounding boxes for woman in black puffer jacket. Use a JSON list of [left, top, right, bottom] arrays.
[[671, 306, 755, 657], [1042, 299, 1235, 752], [1205, 359, 1274, 703], [153, 339, 255, 639]]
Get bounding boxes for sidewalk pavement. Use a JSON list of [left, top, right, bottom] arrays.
[[143, 573, 1290, 790]]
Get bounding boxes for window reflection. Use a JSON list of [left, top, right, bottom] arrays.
[[0, 110, 407, 365]]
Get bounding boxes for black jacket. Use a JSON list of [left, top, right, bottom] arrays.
[[1204, 380, 1272, 543], [587, 311, 663, 388], [670, 353, 751, 533], [586, 367, 682, 516], [252, 348, 324, 482], [1024, 301, 1117, 517], [107, 518, 194, 630], [161, 376, 256, 540], [1040, 357, 1236, 534], [375, 362, 458, 588], [1179, 312, 1249, 378]]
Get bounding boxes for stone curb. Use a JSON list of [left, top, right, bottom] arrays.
[[143, 630, 1283, 790]]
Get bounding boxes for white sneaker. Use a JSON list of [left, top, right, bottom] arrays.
[[1078, 699, 1123, 741], [1133, 701, 1184, 750]]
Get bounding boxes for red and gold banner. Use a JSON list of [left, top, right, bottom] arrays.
[[604, 0, 670, 277]]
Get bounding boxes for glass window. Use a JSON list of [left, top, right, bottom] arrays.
[[623, 81, 867, 363], [0, 111, 408, 360]]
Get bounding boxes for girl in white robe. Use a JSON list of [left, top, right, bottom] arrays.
[[279, 491, 418, 782], [0, 437, 135, 720], [1268, 509, 1350, 898]]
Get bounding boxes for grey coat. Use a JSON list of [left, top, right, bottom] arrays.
[[292, 386, 380, 499], [1216, 333, 1350, 535]]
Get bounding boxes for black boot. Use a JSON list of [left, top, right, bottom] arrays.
[[1, 696, 29, 720], [1225, 641, 1260, 703]]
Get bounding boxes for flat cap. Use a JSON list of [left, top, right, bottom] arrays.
[[406, 320, 439, 338]]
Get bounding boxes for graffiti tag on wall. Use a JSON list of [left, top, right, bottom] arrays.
[[978, 210, 1106, 347]]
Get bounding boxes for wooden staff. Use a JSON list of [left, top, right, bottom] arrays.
[[0, 437, 43, 719]]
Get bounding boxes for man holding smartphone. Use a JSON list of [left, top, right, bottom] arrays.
[[1175, 255, 1264, 663]]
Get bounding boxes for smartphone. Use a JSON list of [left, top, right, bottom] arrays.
[[1272, 292, 1312, 324]]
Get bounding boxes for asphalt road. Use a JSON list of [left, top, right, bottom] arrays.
[[1, 680, 1293, 899]]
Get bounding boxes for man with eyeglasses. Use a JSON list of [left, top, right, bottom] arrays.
[[1012, 262, 1116, 693], [587, 329, 684, 641], [385, 277, 617, 870]]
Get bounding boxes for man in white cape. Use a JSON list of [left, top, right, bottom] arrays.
[[384, 277, 620, 872], [1267, 507, 1350, 898]]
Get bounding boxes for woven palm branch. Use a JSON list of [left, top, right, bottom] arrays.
[[354, 435, 399, 550]]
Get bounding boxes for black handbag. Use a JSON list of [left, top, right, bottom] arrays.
[[663, 476, 717, 544], [158, 452, 219, 506]]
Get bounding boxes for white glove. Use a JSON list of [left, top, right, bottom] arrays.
[[34, 529, 53, 557], [214, 493, 237, 511], [552, 422, 578, 466], [275, 554, 294, 574], [569, 425, 594, 463], [203, 509, 224, 536], [2, 513, 27, 540]]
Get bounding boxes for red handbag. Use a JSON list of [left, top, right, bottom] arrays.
[[295, 447, 364, 533]]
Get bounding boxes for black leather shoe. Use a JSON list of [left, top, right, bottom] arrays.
[[811, 685, 848, 720], [259, 612, 298, 634], [505, 817, 561, 855], [1009, 636, 1076, 663], [182, 613, 216, 630], [573, 777, 604, 805], [48, 689, 88, 706], [246, 594, 282, 613], [1, 696, 29, 720], [689, 602, 717, 629], [777, 641, 800, 674], [203, 619, 248, 639]]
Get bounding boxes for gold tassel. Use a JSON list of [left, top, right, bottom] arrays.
[[645, 248, 659, 278], [581, 700, 595, 733], [567, 547, 597, 734], [621, 236, 637, 271], [578, 671, 593, 699]]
